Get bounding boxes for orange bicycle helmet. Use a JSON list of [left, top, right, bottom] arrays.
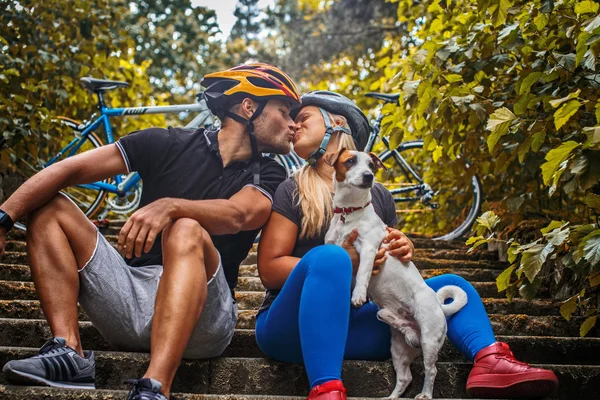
[[201, 63, 300, 117], [200, 63, 300, 185]]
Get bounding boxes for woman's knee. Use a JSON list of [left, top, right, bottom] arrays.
[[303, 244, 352, 278]]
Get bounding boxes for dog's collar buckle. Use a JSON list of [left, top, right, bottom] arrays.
[[333, 202, 371, 223]]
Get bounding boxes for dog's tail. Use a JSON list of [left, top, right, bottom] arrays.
[[436, 285, 468, 316]]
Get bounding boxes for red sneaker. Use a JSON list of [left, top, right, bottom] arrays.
[[307, 380, 347, 400], [466, 342, 559, 398]]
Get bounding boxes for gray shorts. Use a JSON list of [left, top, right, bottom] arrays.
[[78, 230, 238, 359]]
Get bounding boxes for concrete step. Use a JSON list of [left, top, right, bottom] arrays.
[[0, 298, 561, 325], [0, 263, 504, 285], [0, 281, 528, 303], [241, 252, 507, 270], [3, 239, 500, 262], [0, 318, 597, 363], [0, 347, 597, 399], [1, 250, 506, 271], [0, 386, 496, 400], [0, 301, 581, 336]]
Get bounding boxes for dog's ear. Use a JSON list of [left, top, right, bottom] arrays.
[[323, 147, 347, 167], [369, 152, 387, 171]]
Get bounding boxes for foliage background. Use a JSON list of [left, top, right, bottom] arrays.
[[1, 0, 599, 333]]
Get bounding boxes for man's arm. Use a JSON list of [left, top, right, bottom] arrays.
[[1, 144, 127, 223], [171, 186, 272, 234], [0, 144, 128, 253], [118, 186, 273, 258]]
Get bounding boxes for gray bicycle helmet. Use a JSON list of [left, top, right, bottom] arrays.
[[292, 91, 370, 155]]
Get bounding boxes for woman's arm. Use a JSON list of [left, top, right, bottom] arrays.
[[257, 211, 301, 290]]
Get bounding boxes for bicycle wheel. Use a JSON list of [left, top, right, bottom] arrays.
[[12, 123, 108, 231], [378, 140, 483, 241]]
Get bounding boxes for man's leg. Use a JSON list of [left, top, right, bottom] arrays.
[[142, 218, 220, 398], [26, 194, 98, 356]]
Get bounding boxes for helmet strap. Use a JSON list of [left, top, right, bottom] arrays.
[[224, 101, 267, 185], [307, 108, 351, 167]]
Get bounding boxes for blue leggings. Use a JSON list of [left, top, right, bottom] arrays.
[[255, 245, 496, 388]]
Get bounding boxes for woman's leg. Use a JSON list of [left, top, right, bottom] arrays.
[[425, 274, 558, 398], [255, 244, 353, 388], [424, 273, 495, 360], [344, 301, 391, 360]]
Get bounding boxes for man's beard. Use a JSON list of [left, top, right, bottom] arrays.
[[254, 118, 292, 155]]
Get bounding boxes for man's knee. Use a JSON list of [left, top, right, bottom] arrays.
[[27, 194, 76, 228], [164, 218, 207, 254]]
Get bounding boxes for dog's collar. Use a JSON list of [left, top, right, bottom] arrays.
[[333, 202, 371, 223]]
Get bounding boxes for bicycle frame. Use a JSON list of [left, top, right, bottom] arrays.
[[47, 100, 209, 197], [366, 105, 426, 202]]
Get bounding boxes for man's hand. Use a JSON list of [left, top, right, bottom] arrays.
[[383, 227, 414, 263], [342, 229, 387, 276], [118, 198, 178, 258]]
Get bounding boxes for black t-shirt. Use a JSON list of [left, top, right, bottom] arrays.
[[258, 178, 398, 312], [116, 127, 286, 290]]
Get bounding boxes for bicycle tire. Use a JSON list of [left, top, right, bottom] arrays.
[[379, 140, 483, 241], [14, 128, 108, 231]]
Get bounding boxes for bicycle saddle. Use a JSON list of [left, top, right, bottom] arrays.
[[81, 77, 129, 93], [365, 92, 400, 103]]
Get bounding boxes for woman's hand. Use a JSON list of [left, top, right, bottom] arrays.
[[383, 227, 414, 263], [342, 229, 388, 276]]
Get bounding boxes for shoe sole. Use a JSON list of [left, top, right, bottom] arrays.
[[467, 372, 558, 398], [4, 366, 95, 390]]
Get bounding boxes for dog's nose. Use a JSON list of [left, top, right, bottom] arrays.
[[362, 173, 374, 184]]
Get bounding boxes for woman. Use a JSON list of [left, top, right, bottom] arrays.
[[255, 91, 558, 400]]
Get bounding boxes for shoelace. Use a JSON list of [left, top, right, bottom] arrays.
[[125, 380, 163, 400], [35, 339, 66, 357]]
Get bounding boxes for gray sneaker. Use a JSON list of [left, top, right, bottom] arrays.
[[2, 337, 95, 389], [126, 378, 168, 400]]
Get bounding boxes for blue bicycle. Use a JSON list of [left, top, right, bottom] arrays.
[[12, 77, 214, 230]]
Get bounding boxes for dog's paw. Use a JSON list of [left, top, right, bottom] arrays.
[[415, 394, 431, 400], [351, 289, 367, 307]]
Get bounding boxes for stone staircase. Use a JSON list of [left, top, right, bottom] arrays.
[[0, 223, 598, 399]]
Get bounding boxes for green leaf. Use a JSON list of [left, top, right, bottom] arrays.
[[584, 14, 600, 33], [520, 242, 554, 282], [496, 264, 516, 292], [476, 211, 500, 232], [580, 315, 597, 337], [553, 100, 582, 130], [575, 1, 599, 15], [490, 0, 511, 27], [541, 0, 554, 13], [486, 107, 516, 153], [582, 230, 600, 265], [444, 74, 463, 83], [544, 225, 570, 247], [541, 141, 580, 186], [519, 72, 542, 95], [549, 89, 581, 108], [508, 241, 520, 263], [590, 273, 600, 287], [560, 295, 578, 321], [466, 235, 490, 252], [582, 126, 600, 149], [584, 193, 600, 211], [533, 13, 549, 31], [531, 130, 546, 152]]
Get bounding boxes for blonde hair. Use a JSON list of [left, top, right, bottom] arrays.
[[294, 112, 357, 238]]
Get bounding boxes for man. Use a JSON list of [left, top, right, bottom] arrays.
[[0, 63, 301, 399]]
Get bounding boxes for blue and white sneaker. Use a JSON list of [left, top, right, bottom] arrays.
[[2, 337, 95, 389], [126, 378, 168, 400]]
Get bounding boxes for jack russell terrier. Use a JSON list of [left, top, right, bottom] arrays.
[[324, 148, 468, 400]]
